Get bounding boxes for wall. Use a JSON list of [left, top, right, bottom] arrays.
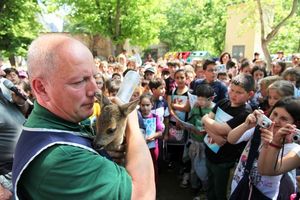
[[225, 3, 263, 61]]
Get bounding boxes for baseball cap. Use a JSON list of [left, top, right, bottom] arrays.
[[18, 70, 28, 78], [145, 67, 155, 74]]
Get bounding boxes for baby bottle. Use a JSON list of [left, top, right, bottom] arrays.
[[116, 70, 140, 103]]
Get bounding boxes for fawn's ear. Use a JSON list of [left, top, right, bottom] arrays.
[[95, 92, 111, 108], [120, 99, 139, 116]]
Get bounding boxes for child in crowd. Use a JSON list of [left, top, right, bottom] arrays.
[[106, 79, 121, 97], [149, 77, 169, 133], [189, 64, 204, 91], [138, 94, 164, 185], [252, 65, 267, 85], [217, 72, 230, 86], [94, 73, 106, 94], [130, 85, 142, 102], [281, 68, 300, 97], [201, 74, 255, 200], [98, 61, 111, 80], [264, 80, 294, 115], [144, 67, 156, 81], [239, 59, 252, 75], [228, 97, 300, 199], [257, 76, 281, 112], [271, 61, 286, 76], [194, 64, 205, 80], [187, 83, 215, 199], [111, 72, 122, 81], [4, 68, 22, 85], [167, 69, 190, 143], [226, 60, 238, 78], [185, 69, 196, 88], [165, 62, 179, 96], [149, 77, 170, 174], [166, 69, 190, 178], [249, 66, 267, 109], [141, 78, 151, 95]]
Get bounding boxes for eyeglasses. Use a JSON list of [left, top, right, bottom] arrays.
[[96, 82, 103, 85], [206, 69, 218, 73]]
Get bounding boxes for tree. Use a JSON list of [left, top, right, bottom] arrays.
[[48, 0, 166, 55], [257, 0, 298, 68], [0, 0, 42, 66], [267, 2, 300, 54], [159, 0, 245, 56]]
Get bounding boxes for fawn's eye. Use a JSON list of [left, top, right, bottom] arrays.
[[107, 128, 116, 135]]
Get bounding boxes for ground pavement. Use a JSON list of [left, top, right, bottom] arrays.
[[156, 160, 207, 200]]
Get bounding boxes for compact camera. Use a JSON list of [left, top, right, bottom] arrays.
[[292, 129, 300, 143], [257, 114, 272, 129]]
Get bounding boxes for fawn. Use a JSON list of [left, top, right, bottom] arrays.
[[93, 92, 139, 151]]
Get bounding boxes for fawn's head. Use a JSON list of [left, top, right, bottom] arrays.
[[93, 93, 139, 151]]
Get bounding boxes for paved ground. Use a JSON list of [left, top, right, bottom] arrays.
[[156, 160, 209, 200], [156, 160, 194, 200]]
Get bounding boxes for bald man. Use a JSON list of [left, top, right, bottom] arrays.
[[12, 34, 155, 200]]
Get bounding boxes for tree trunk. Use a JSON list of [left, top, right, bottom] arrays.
[[114, 0, 121, 40], [9, 54, 16, 67], [261, 39, 272, 70], [113, 0, 123, 56], [115, 43, 124, 56], [256, 0, 298, 70], [91, 35, 98, 57]]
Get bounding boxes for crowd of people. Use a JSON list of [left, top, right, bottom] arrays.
[[0, 33, 300, 200]]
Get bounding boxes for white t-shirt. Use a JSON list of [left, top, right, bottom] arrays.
[[294, 145, 300, 157], [231, 127, 298, 200]]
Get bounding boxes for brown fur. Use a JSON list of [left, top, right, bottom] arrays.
[[93, 92, 139, 151]]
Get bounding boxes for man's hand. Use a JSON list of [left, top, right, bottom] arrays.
[[11, 89, 27, 106], [106, 144, 126, 165], [0, 184, 12, 200]]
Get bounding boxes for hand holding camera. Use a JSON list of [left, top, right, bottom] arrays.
[[257, 114, 273, 129], [244, 110, 264, 129], [292, 129, 300, 143]]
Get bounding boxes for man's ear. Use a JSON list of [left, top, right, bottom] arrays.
[[31, 78, 50, 101]]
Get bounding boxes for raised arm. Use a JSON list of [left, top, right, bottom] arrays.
[[125, 111, 155, 200], [258, 124, 300, 176], [227, 110, 260, 144]]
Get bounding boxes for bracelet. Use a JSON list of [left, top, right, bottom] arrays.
[[269, 142, 282, 149]]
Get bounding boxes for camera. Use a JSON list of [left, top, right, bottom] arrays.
[[257, 114, 272, 129], [292, 129, 300, 143]]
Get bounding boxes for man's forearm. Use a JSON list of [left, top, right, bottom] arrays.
[[125, 111, 155, 199]]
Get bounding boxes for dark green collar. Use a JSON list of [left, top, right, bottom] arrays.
[[25, 101, 92, 135]]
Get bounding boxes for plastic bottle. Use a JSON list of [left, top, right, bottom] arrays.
[[116, 70, 140, 103]]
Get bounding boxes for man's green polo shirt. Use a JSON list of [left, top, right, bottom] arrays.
[[18, 102, 132, 200]]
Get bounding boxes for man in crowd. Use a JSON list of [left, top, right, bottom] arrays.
[[0, 66, 31, 200], [12, 34, 155, 199]]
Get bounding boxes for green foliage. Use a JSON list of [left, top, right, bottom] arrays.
[[159, 0, 243, 56], [240, 0, 299, 54], [49, 0, 166, 48], [159, 0, 299, 57], [0, 0, 42, 57], [268, 1, 300, 54]]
